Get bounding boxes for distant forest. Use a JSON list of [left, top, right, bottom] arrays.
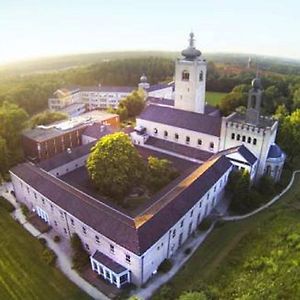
[[0, 53, 300, 115]]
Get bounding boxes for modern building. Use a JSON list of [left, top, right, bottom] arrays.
[[22, 111, 119, 162], [10, 33, 286, 290]]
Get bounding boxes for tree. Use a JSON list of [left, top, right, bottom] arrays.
[[86, 132, 145, 200], [119, 90, 145, 118], [146, 156, 179, 193], [227, 170, 251, 213], [219, 88, 248, 116], [178, 291, 207, 300], [70, 233, 89, 272], [278, 109, 300, 162], [0, 137, 9, 176], [30, 111, 67, 127]]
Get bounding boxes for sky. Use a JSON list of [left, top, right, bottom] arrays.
[[0, 0, 299, 64]]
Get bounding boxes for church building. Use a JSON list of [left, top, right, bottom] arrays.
[[9, 33, 286, 290]]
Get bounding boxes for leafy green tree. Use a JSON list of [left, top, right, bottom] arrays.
[[0, 137, 9, 176], [30, 111, 67, 127], [278, 109, 300, 162], [70, 233, 89, 272], [119, 90, 145, 118], [178, 291, 207, 300], [87, 132, 145, 200], [219, 89, 247, 116], [273, 104, 288, 121], [147, 156, 179, 193]]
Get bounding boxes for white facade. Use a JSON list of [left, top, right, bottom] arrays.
[[174, 58, 207, 114], [135, 119, 220, 154], [219, 114, 278, 178]]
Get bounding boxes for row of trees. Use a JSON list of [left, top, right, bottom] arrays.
[[0, 102, 28, 179], [86, 132, 178, 202]]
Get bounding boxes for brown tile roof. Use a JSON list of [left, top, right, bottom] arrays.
[[11, 154, 231, 255]]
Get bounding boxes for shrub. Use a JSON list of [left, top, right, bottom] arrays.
[[184, 248, 192, 255], [53, 235, 61, 243], [20, 203, 30, 218], [152, 285, 174, 300], [198, 219, 213, 231], [0, 196, 15, 213], [158, 259, 173, 273], [38, 238, 47, 247], [42, 248, 57, 266], [70, 233, 89, 272]]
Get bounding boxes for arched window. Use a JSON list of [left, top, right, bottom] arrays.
[[237, 134, 241, 141], [247, 137, 252, 143], [182, 70, 190, 81], [154, 128, 158, 134], [175, 133, 179, 140], [251, 95, 256, 108], [242, 136, 246, 142], [164, 130, 168, 138], [198, 139, 202, 145], [231, 133, 235, 140], [186, 136, 190, 144], [253, 138, 257, 145], [199, 71, 203, 81], [210, 142, 214, 149]]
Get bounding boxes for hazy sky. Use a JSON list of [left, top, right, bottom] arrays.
[[0, 0, 299, 64]]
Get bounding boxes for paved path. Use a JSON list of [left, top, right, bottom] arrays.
[[0, 183, 109, 300]]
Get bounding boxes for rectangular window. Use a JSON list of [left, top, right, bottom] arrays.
[[186, 136, 190, 144], [231, 133, 235, 139], [82, 227, 87, 234], [85, 243, 90, 251], [70, 218, 74, 226], [253, 138, 257, 145], [34, 192, 37, 199], [190, 210, 193, 217], [172, 229, 176, 238], [60, 211, 64, 219], [95, 235, 100, 244], [242, 136, 246, 142], [64, 228, 67, 234], [164, 130, 168, 138], [180, 219, 184, 228], [175, 133, 179, 140], [126, 254, 131, 263], [110, 244, 115, 253], [198, 139, 202, 145]]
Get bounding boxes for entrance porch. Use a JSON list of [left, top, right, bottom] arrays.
[[90, 250, 130, 288]]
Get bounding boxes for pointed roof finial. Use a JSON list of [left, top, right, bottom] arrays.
[[181, 32, 201, 60]]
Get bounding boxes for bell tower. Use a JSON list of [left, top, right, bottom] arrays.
[[174, 32, 207, 114], [246, 77, 263, 125]]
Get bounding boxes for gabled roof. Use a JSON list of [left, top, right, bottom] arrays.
[[11, 154, 231, 255], [219, 144, 257, 166], [138, 105, 222, 137]]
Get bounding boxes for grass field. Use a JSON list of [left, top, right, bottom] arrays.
[[152, 169, 300, 299], [0, 207, 91, 300], [206, 91, 227, 106]]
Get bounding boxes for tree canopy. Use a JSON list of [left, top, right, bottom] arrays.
[[86, 132, 145, 200], [30, 111, 67, 127]]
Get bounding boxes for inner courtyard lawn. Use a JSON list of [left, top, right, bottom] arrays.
[[152, 171, 300, 299], [0, 207, 91, 300], [206, 91, 227, 106]]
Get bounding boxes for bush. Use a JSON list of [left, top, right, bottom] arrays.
[[0, 196, 15, 213], [20, 203, 30, 218], [38, 238, 47, 247], [198, 218, 213, 231], [53, 235, 61, 243], [158, 259, 173, 273], [42, 248, 57, 266], [184, 248, 192, 255], [70, 233, 89, 272]]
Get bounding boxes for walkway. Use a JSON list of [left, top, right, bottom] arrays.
[[0, 183, 109, 300]]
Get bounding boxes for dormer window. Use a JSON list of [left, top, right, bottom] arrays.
[[182, 70, 190, 81]]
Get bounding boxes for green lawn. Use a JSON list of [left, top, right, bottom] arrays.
[[0, 207, 91, 300], [152, 169, 300, 299], [206, 91, 227, 106]]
